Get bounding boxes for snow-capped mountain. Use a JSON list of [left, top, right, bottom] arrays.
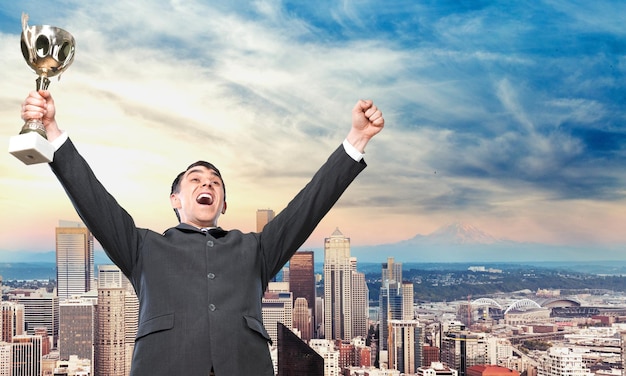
[[350, 222, 622, 263], [401, 222, 501, 246]]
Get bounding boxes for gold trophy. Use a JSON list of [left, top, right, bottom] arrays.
[[9, 13, 76, 165]]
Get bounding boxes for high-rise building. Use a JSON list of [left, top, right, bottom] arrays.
[[56, 221, 94, 300], [293, 298, 312, 342], [380, 281, 402, 354], [315, 297, 324, 339], [423, 345, 440, 367], [98, 264, 131, 290], [440, 331, 488, 376], [380, 257, 407, 361], [277, 322, 324, 376], [12, 335, 42, 376], [351, 269, 368, 339], [12, 289, 58, 346], [1, 301, 25, 342], [262, 291, 293, 345], [402, 282, 414, 320], [536, 347, 593, 376], [323, 228, 353, 341], [0, 342, 11, 376], [382, 257, 402, 286], [59, 298, 95, 362], [256, 209, 275, 232], [289, 251, 315, 340], [95, 265, 138, 376], [309, 339, 340, 376], [96, 288, 127, 376], [388, 320, 423, 374]]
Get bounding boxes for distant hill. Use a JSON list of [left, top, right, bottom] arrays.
[[2, 221, 623, 268], [0, 250, 113, 265], [349, 222, 626, 264]]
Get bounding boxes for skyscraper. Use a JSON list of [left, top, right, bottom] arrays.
[[12, 289, 58, 346], [440, 331, 488, 376], [95, 265, 138, 376], [293, 297, 312, 341], [0, 342, 10, 376], [262, 291, 293, 345], [277, 322, 324, 376], [323, 228, 352, 341], [380, 257, 406, 361], [1, 301, 25, 342], [56, 221, 94, 300], [388, 320, 423, 374], [289, 251, 315, 339], [256, 209, 275, 232], [59, 298, 95, 362], [12, 335, 42, 376], [96, 287, 127, 376], [351, 269, 368, 339], [402, 281, 414, 320]]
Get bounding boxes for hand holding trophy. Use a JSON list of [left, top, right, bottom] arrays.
[[9, 13, 75, 165]]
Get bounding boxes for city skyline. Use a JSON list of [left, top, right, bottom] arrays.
[[1, 1, 626, 259]]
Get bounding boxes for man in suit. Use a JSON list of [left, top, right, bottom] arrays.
[[21, 90, 384, 375]]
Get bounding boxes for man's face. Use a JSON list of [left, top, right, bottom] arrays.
[[170, 166, 227, 228]]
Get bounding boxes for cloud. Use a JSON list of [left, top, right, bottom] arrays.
[[1, 0, 626, 255]]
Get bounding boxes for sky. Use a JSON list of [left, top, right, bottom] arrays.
[[1, 0, 625, 259]]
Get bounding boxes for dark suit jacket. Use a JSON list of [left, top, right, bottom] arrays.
[[50, 139, 366, 375]]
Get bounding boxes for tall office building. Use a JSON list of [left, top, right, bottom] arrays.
[[95, 265, 138, 376], [388, 320, 423, 374], [56, 221, 94, 300], [12, 289, 58, 346], [402, 282, 414, 320], [315, 297, 324, 339], [1, 301, 25, 342], [0, 342, 10, 376], [382, 257, 402, 286], [12, 335, 42, 376], [351, 269, 368, 339], [277, 322, 324, 376], [440, 331, 488, 376], [262, 290, 293, 345], [59, 298, 95, 362], [380, 257, 407, 360], [96, 288, 127, 376], [293, 298, 312, 342], [256, 209, 275, 232], [289, 251, 315, 340], [323, 228, 353, 340]]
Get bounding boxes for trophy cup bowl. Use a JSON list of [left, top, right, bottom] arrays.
[[9, 13, 76, 165]]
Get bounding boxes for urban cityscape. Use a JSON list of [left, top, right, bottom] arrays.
[[1, 211, 626, 376]]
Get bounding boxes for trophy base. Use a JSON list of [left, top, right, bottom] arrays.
[[8, 132, 54, 165]]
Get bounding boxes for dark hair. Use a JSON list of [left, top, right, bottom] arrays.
[[171, 161, 226, 222]]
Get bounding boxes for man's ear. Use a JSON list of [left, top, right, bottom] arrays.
[[170, 193, 181, 209], [222, 201, 227, 214]]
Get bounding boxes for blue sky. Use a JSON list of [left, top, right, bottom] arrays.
[[0, 1, 625, 257]]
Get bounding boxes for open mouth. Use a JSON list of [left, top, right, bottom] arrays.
[[196, 193, 214, 205]]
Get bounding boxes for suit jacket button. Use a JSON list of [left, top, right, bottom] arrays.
[[209, 304, 216, 311], [208, 273, 215, 279], [206, 240, 214, 247]]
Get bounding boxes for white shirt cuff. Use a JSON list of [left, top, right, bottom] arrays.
[[50, 131, 69, 151], [342, 139, 364, 162]]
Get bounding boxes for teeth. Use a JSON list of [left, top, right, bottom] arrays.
[[196, 193, 213, 205]]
